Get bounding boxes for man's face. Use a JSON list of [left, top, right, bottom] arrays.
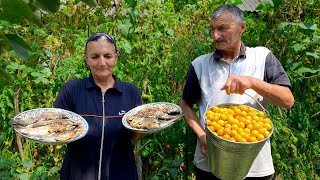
[[210, 13, 245, 51]]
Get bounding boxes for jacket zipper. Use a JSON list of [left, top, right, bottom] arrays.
[[98, 94, 106, 180]]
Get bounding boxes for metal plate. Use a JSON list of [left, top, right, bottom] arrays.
[[12, 108, 89, 144], [122, 102, 183, 133]]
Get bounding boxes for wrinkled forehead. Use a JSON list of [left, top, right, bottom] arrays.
[[211, 12, 234, 21], [86, 39, 116, 49], [210, 13, 237, 26]]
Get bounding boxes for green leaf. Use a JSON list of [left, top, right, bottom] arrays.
[[35, 0, 60, 14], [127, 7, 139, 24], [31, 72, 43, 77], [171, 158, 184, 167], [50, 166, 60, 174], [168, 168, 179, 178], [124, 0, 137, 8], [17, 173, 29, 180], [117, 19, 133, 37], [0, 155, 14, 168], [296, 67, 320, 74], [312, 35, 320, 42], [256, 0, 274, 10], [303, 37, 311, 43], [34, 77, 48, 84], [166, 28, 174, 36], [4, 34, 31, 60], [298, 23, 318, 30], [289, 61, 303, 71], [36, 166, 46, 172], [0, 133, 3, 144], [21, 159, 33, 168], [255, 4, 264, 11], [0, 68, 13, 82], [33, 28, 47, 36], [79, 0, 98, 7], [306, 52, 319, 59], [278, 22, 296, 29], [231, 0, 243, 5], [119, 39, 132, 54], [0, 32, 11, 51], [292, 43, 304, 52], [0, 0, 40, 24]]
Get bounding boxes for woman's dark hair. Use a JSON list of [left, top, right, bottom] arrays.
[[85, 32, 120, 55]]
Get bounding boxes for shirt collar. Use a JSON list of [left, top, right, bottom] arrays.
[[85, 74, 123, 93], [213, 42, 246, 61]]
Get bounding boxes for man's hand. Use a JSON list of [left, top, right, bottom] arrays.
[[221, 75, 294, 109], [221, 75, 252, 95], [199, 135, 208, 158]]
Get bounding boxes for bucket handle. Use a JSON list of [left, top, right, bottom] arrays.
[[203, 90, 270, 125]]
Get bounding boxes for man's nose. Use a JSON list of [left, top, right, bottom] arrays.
[[212, 30, 220, 40]]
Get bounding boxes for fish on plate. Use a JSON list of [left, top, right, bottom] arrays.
[[126, 104, 182, 130], [11, 111, 85, 142]]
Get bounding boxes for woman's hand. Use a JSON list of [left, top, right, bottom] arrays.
[[132, 132, 147, 141]]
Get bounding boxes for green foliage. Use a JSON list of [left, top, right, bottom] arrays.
[[0, 33, 31, 60], [0, 0, 319, 179], [0, 0, 98, 82], [0, 0, 40, 24], [35, 0, 61, 14]]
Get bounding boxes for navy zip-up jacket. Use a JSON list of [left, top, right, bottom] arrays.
[[54, 74, 141, 180]]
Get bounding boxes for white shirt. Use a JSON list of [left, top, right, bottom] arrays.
[[191, 46, 276, 177]]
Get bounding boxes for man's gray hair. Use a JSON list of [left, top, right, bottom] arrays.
[[211, 4, 244, 24]]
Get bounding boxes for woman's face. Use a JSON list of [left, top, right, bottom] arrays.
[[85, 37, 118, 80]]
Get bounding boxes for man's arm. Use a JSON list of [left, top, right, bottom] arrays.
[[222, 75, 294, 109], [222, 51, 294, 109], [180, 100, 208, 158]]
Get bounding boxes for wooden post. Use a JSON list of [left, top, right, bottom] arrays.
[[14, 86, 24, 161], [135, 72, 149, 180]]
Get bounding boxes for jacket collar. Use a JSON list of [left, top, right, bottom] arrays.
[[85, 74, 123, 93]]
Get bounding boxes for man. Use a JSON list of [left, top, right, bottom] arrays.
[[180, 4, 294, 180]]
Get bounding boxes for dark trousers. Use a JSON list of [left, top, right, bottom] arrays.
[[195, 167, 276, 180]]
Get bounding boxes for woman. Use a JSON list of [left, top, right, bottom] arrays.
[[54, 32, 142, 180]]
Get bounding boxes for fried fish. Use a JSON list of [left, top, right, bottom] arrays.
[[12, 111, 85, 143], [126, 104, 183, 130]]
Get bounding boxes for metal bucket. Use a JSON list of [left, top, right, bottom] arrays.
[[204, 92, 273, 180]]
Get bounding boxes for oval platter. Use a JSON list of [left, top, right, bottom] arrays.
[[122, 102, 183, 133], [11, 108, 89, 145]]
